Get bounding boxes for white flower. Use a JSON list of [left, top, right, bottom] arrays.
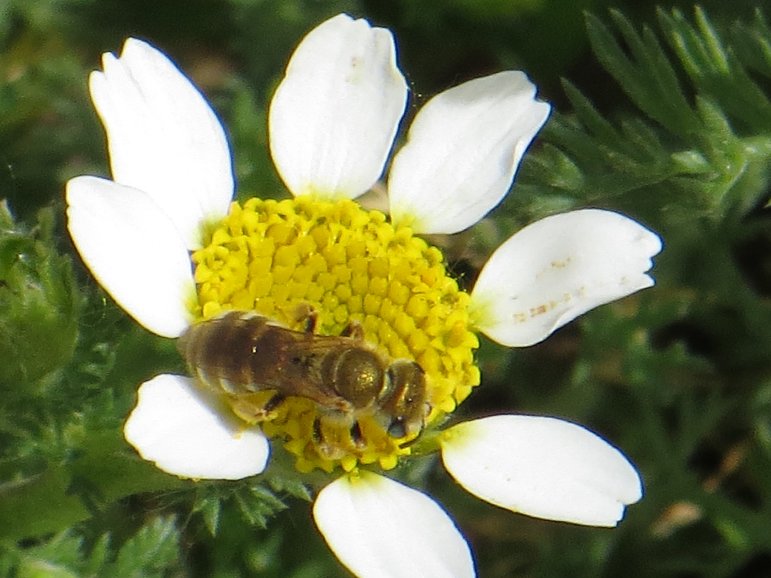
[[66, 14, 661, 578]]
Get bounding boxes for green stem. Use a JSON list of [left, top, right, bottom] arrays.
[[0, 431, 186, 540]]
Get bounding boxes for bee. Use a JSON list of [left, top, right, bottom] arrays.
[[177, 310, 430, 441]]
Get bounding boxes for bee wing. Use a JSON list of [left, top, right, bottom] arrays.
[[264, 333, 354, 411]]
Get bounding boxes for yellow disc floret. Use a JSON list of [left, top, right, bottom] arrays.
[[190, 196, 480, 473]]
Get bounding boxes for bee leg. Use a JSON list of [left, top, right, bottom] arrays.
[[340, 320, 364, 341], [262, 392, 287, 414], [294, 303, 319, 334], [349, 420, 365, 449], [312, 416, 323, 445], [313, 415, 351, 460], [229, 392, 286, 424]]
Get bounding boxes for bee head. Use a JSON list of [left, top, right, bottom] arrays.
[[381, 360, 430, 438]]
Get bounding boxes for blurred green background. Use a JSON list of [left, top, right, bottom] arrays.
[[1, 0, 770, 576]]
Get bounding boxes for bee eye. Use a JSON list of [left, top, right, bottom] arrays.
[[387, 417, 407, 439]]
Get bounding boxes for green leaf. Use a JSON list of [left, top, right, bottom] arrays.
[[0, 201, 80, 386], [659, 7, 771, 132], [193, 490, 222, 536], [586, 10, 698, 134], [517, 7, 771, 223], [109, 517, 180, 578], [234, 483, 288, 529]]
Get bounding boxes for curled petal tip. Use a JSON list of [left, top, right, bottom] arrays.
[[269, 13, 407, 201], [88, 37, 234, 249], [388, 70, 550, 234], [471, 209, 662, 347]]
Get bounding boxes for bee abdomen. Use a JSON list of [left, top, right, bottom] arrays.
[[178, 311, 267, 394]]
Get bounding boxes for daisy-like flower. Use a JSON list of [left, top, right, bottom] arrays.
[[66, 14, 662, 578]]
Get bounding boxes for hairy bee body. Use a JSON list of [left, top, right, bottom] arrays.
[[178, 311, 429, 438]]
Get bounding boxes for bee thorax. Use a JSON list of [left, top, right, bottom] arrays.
[[325, 348, 385, 409]]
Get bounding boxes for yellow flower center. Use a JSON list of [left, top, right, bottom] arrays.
[[190, 196, 480, 473]]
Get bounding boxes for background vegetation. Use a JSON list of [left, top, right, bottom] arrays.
[[1, 0, 770, 576]]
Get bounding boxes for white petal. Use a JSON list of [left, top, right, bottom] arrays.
[[470, 209, 662, 347], [388, 71, 550, 234], [90, 38, 233, 249], [313, 471, 474, 578], [66, 176, 193, 338], [441, 415, 642, 527], [124, 374, 269, 480], [269, 14, 407, 200]]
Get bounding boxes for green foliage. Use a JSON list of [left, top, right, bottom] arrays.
[[191, 475, 311, 536], [515, 7, 771, 226], [0, 29, 100, 216], [109, 517, 180, 577], [0, 201, 78, 385], [0, 517, 181, 578]]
